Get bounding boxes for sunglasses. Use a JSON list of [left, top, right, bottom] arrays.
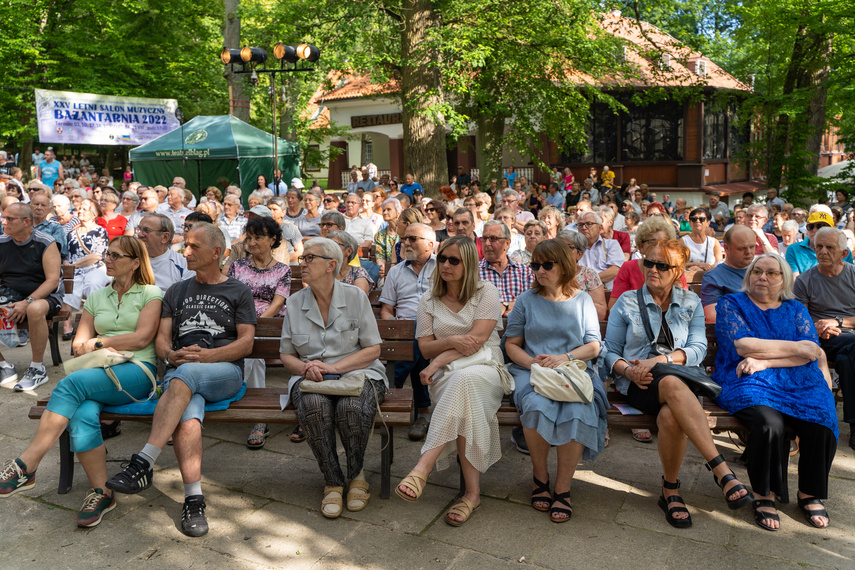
[[437, 254, 462, 266], [689, 216, 708, 222], [806, 222, 829, 231], [530, 261, 556, 271], [323, 198, 336, 203], [403, 235, 427, 243], [425, 208, 436, 213], [643, 259, 677, 272]]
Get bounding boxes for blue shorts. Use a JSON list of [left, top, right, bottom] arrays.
[[161, 362, 243, 424]]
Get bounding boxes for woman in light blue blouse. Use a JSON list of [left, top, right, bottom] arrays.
[[604, 239, 753, 529], [504, 239, 606, 523]]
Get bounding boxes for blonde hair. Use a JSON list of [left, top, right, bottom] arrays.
[[431, 236, 480, 305], [110, 236, 155, 286]]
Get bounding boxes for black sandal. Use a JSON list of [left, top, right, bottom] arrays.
[[658, 478, 692, 528], [550, 490, 572, 523], [798, 496, 830, 528], [100, 421, 121, 440], [246, 424, 270, 449], [290, 425, 306, 443], [704, 454, 754, 510], [531, 476, 551, 512], [752, 499, 780, 531]]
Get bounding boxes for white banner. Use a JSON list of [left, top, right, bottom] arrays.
[[35, 89, 180, 146]]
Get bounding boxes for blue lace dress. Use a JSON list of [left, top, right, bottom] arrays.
[[711, 293, 839, 439]]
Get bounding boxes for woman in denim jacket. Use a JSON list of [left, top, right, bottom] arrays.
[[604, 239, 753, 529]]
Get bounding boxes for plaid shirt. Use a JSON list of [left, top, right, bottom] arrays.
[[478, 257, 533, 304]]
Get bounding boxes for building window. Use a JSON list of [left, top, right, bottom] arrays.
[[704, 110, 727, 159], [361, 135, 373, 165], [561, 105, 617, 164], [622, 100, 683, 161], [729, 107, 750, 159]]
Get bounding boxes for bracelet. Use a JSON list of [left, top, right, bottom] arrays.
[[565, 352, 573, 361], [165, 350, 173, 364]]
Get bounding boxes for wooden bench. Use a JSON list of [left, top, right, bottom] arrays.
[[17, 265, 74, 366], [28, 318, 417, 499]]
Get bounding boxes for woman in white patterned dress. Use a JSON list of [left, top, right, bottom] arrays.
[[395, 236, 507, 527]]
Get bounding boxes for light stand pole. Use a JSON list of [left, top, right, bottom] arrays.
[[221, 44, 320, 196]]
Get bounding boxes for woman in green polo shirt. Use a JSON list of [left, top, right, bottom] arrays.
[[0, 236, 162, 529]]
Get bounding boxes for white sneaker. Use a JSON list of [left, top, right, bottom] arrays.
[[0, 365, 17, 387], [14, 367, 48, 391]]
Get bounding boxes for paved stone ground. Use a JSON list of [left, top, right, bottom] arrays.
[[1, 340, 853, 569]]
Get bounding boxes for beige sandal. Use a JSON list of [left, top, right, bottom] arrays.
[[347, 479, 371, 512], [395, 470, 428, 502], [445, 496, 480, 526], [321, 485, 344, 519]]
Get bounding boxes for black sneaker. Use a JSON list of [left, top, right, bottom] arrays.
[[105, 454, 153, 494], [511, 426, 530, 455], [181, 495, 208, 537]]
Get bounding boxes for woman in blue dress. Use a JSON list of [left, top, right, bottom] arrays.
[[712, 253, 838, 531], [504, 239, 606, 523]]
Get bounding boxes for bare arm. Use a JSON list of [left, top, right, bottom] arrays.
[[418, 318, 496, 359], [379, 302, 395, 320], [259, 295, 285, 318], [734, 337, 822, 361], [73, 298, 162, 356], [598, 266, 619, 284], [587, 285, 607, 321], [704, 303, 717, 323]]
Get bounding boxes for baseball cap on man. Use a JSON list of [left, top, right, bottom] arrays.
[[290, 178, 305, 189], [807, 211, 833, 226], [248, 205, 273, 218]]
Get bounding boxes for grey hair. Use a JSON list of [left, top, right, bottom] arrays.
[[556, 229, 587, 251], [407, 222, 435, 240], [501, 189, 519, 200], [320, 209, 346, 230], [224, 194, 241, 205], [781, 220, 799, 233], [327, 230, 359, 263], [188, 222, 227, 262], [143, 212, 175, 241], [579, 210, 603, 225], [247, 192, 263, 204], [746, 204, 768, 218], [382, 197, 402, 214], [815, 226, 848, 250], [453, 207, 474, 223], [122, 191, 140, 203], [304, 237, 343, 273], [267, 196, 286, 210], [483, 220, 510, 239], [51, 194, 71, 209], [595, 205, 615, 222], [740, 253, 795, 301]]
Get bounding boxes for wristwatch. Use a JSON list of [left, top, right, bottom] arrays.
[[95, 340, 103, 349], [665, 353, 673, 364], [836, 317, 845, 328], [25, 297, 34, 304]]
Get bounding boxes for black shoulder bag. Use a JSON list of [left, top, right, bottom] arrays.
[[636, 288, 721, 399]]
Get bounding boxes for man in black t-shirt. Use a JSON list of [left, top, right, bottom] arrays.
[[107, 223, 256, 537]]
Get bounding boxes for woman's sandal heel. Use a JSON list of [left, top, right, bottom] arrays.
[[704, 454, 754, 510], [531, 476, 551, 512], [658, 478, 692, 528]]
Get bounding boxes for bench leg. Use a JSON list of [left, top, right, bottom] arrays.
[[380, 426, 392, 499], [57, 430, 74, 494], [49, 320, 62, 366]]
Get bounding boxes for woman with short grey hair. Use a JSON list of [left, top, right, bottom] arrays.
[[328, 230, 374, 294], [120, 191, 140, 218], [279, 237, 387, 519]]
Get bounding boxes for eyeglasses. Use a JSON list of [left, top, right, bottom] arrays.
[[745, 214, 766, 220], [425, 208, 436, 213], [298, 254, 333, 264], [136, 226, 164, 235], [0, 216, 24, 222], [643, 258, 677, 272], [750, 268, 783, 280], [689, 216, 708, 222], [319, 222, 339, 228], [806, 222, 829, 231], [103, 251, 134, 261], [576, 221, 599, 228], [403, 235, 427, 243], [530, 261, 556, 271], [437, 254, 462, 266], [482, 236, 507, 243]]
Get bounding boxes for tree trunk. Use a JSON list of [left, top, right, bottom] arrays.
[[401, 0, 447, 197], [475, 110, 506, 190], [800, 31, 832, 178], [280, 74, 297, 143], [223, 0, 250, 123]]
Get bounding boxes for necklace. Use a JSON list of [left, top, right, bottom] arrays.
[[252, 255, 274, 270]]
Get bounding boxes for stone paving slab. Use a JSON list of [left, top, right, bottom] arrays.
[[2, 341, 854, 569]]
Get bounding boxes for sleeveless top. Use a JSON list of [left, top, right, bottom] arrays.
[[681, 234, 716, 264], [0, 230, 61, 298]]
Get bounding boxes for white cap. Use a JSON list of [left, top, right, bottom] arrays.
[[291, 177, 305, 189]]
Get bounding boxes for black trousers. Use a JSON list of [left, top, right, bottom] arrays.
[[819, 333, 855, 424], [734, 405, 836, 499]]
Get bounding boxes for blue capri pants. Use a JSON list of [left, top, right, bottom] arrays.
[[160, 362, 243, 425], [45, 361, 157, 453]]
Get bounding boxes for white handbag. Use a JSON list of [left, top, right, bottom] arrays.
[[529, 360, 593, 403], [64, 348, 157, 403], [440, 346, 515, 395]]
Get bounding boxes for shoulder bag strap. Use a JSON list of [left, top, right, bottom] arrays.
[[636, 287, 656, 344], [104, 359, 158, 404]]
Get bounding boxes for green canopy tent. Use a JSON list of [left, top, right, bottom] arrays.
[[129, 115, 300, 206]]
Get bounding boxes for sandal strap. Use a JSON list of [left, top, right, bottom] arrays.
[[704, 453, 725, 471], [448, 496, 478, 518], [550, 491, 573, 516], [753, 499, 776, 509], [662, 477, 681, 490], [399, 471, 427, 496], [798, 497, 828, 517], [532, 477, 551, 496], [322, 486, 343, 506], [664, 494, 687, 506], [348, 479, 370, 494]]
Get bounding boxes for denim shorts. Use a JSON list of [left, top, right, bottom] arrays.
[[161, 362, 243, 424]]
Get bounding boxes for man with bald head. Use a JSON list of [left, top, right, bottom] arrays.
[[700, 225, 756, 322], [745, 204, 778, 255], [379, 222, 436, 440], [124, 189, 161, 235]]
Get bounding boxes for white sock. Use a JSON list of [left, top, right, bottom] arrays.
[[184, 480, 202, 498], [139, 443, 161, 466], [30, 362, 44, 371], [0, 361, 12, 369]]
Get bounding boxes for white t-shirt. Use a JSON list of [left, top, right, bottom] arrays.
[[149, 249, 195, 293]]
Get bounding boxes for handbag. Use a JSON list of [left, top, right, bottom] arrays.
[[299, 373, 368, 397], [529, 360, 593, 403], [64, 347, 158, 403], [441, 345, 515, 395], [635, 288, 721, 399]]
